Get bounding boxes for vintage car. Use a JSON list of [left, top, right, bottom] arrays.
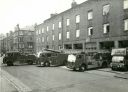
[[3, 51, 37, 66]]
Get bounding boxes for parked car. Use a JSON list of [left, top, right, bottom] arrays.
[[3, 51, 37, 66]]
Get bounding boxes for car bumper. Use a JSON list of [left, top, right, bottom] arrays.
[[66, 62, 75, 69], [110, 63, 125, 69]]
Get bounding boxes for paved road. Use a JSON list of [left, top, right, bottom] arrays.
[[1, 65, 128, 92]]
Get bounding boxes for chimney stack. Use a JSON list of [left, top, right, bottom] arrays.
[[50, 13, 58, 18], [71, 0, 77, 8]]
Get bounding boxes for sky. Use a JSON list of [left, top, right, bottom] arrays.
[[0, 0, 86, 35]]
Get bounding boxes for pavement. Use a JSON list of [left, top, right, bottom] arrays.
[[62, 66, 128, 80], [98, 68, 128, 79], [0, 75, 18, 92], [114, 72, 128, 79], [0, 56, 18, 92]]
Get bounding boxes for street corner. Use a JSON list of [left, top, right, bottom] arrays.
[[0, 76, 18, 92], [114, 72, 128, 79]]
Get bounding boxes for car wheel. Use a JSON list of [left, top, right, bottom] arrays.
[[28, 60, 33, 65], [102, 62, 108, 68], [73, 67, 76, 71], [7, 61, 13, 66], [124, 66, 128, 71], [45, 62, 50, 67], [111, 67, 115, 71], [79, 64, 86, 72]]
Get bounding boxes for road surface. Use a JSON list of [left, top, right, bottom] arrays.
[[1, 65, 128, 92]]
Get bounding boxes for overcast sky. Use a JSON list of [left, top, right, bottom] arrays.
[[0, 0, 86, 35]]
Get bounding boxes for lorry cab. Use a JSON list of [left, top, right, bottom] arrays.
[[38, 52, 54, 66], [66, 53, 87, 72], [66, 51, 111, 72], [110, 48, 128, 70], [38, 49, 68, 67]]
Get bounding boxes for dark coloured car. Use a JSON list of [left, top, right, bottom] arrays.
[[3, 51, 37, 66]]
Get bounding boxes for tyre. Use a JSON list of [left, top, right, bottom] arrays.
[[7, 61, 13, 66], [79, 64, 86, 72], [102, 62, 108, 68], [45, 62, 50, 67], [73, 67, 76, 71], [123, 66, 128, 71], [111, 67, 116, 71], [28, 60, 33, 65]]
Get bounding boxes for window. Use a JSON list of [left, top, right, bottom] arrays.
[[36, 30, 38, 35], [38, 38, 41, 43], [52, 35, 55, 41], [67, 19, 70, 26], [124, 0, 128, 9], [59, 45, 62, 50], [39, 29, 41, 34], [47, 26, 49, 31], [52, 24, 55, 30], [88, 11, 93, 20], [42, 28, 44, 33], [19, 31, 23, 35], [36, 38, 38, 43], [103, 4, 110, 15], [76, 30, 80, 38], [28, 32, 32, 35], [29, 37, 33, 41], [46, 36, 49, 42], [124, 19, 128, 31], [103, 23, 110, 33], [19, 44, 24, 48], [59, 22, 62, 28], [28, 43, 33, 48], [76, 15, 80, 23], [59, 33, 62, 40], [42, 37, 44, 42], [66, 31, 70, 39], [88, 27, 93, 36], [18, 37, 23, 42]]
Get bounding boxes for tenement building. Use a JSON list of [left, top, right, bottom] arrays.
[[35, 0, 128, 53], [12, 24, 35, 54], [0, 24, 35, 54]]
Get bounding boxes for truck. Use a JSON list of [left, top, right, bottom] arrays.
[[3, 51, 37, 66], [110, 48, 128, 71], [37, 49, 68, 67], [66, 51, 111, 72]]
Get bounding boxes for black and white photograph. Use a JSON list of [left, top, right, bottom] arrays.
[[0, 0, 128, 92]]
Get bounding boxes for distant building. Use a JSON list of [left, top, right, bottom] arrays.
[[12, 24, 35, 54], [0, 34, 6, 54], [1, 24, 35, 54], [35, 0, 128, 53]]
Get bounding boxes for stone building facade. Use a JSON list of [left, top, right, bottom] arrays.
[[35, 0, 128, 53], [0, 25, 35, 54]]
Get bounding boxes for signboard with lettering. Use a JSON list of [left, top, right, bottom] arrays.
[[111, 48, 127, 56]]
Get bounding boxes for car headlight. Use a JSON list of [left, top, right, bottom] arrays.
[[41, 62, 44, 65]]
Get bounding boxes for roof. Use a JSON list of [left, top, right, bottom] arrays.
[[36, 0, 89, 27]]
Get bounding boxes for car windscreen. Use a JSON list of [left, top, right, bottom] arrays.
[[67, 54, 76, 62], [112, 56, 124, 62]]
